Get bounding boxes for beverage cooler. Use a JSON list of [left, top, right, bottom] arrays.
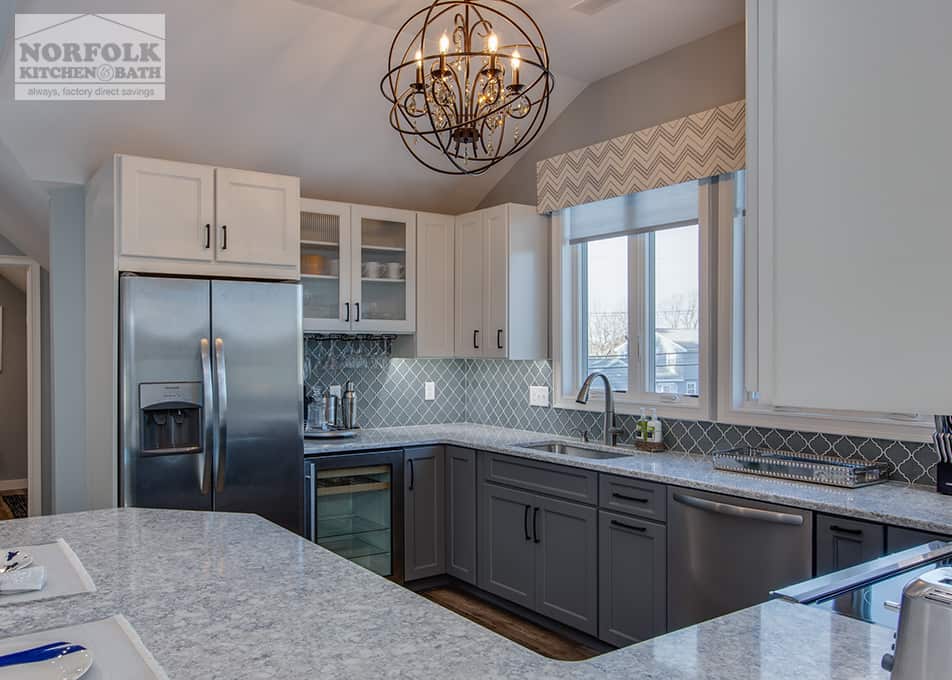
[[304, 451, 405, 582]]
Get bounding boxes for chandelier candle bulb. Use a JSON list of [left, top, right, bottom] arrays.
[[511, 49, 520, 86], [414, 49, 424, 87]]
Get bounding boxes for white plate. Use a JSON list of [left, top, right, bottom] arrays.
[[0, 647, 93, 680], [0, 550, 32, 573]]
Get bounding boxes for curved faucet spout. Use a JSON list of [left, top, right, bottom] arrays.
[[576, 372, 622, 446]]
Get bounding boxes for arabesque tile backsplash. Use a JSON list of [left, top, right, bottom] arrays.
[[304, 337, 938, 486]]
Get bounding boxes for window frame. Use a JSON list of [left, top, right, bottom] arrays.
[[551, 180, 716, 420]]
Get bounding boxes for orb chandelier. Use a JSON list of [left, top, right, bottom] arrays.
[[382, 0, 554, 175]]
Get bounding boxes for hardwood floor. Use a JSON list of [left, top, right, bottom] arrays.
[[420, 586, 600, 661]]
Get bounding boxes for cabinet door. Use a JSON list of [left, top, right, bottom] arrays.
[[483, 204, 509, 358], [301, 199, 353, 332], [478, 482, 536, 609], [815, 514, 885, 576], [445, 447, 477, 584], [118, 155, 215, 262], [454, 210, 485, 357], [886, 526, 951, 555], [598, 510, 667, 646], [404, 446, 445, 581], [214, 168, 300, 268], [351, 205, 416, 333], [415, 213, 455, 356], [534, 495, 598, 636]]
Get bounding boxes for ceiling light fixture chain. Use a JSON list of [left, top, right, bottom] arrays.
[[382, 0, 554, 175]]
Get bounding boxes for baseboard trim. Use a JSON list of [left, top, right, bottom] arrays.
[[0, 479, 27, 492]]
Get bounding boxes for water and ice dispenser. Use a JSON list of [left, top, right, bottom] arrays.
[[139, 382, 204, 455]]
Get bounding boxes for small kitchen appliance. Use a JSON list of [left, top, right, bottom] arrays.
[[882, 566, 952, 679]]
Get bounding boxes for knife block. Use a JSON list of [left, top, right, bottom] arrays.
[[938, 462, 952, 495]]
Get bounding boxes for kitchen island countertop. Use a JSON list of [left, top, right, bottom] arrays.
[[305, 423, 952, 536], [0, 508, 893, 679]]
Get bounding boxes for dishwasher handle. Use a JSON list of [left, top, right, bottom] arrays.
[[671, 492, 804, 526]]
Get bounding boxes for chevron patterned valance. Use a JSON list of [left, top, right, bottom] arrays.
[[536, 100, 745, 214]]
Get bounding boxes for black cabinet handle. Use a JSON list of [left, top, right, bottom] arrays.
[[344, 302, 350, 322], [355, 302, 360, 322], [408, 458, 414, 491], [830, 525, 863, 536], [532, 507, 540, 543], [611, 519, 647, 533], [204, 224, 211, 249], [524, 505, 531, 541], [473, 330, 479, 349], [496, 329, 503, 349], [221, 225, 228, 250], [612, 492, 649, 504]]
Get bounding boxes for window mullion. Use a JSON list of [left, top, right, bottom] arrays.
[[628, 235, 648, 398]]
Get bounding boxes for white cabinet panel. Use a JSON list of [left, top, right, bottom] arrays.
[[301, 199, 352, 333], [215, 168, 300, 268], [483, 205, 509, 359], [414, 213, 455, 357], [350, 205, 416, 333], [118, 156, 215, 262], [750, 0, 952, 413], [455, 210, 486, 357]]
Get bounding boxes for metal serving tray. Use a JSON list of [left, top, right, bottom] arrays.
[[712, 446, 890, 488]]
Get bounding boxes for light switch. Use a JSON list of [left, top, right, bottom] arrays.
[[529, 386, 549, 407], [424, 381, 436, 401]]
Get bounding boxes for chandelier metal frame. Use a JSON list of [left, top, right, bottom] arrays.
[[381, 0, 555, 175]]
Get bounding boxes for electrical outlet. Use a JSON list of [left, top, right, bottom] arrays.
[[329, 384, 342, 398], [529, 386, 549, 407], [424, 381, 436, 401]]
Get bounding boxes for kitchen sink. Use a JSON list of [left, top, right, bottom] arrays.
[[520, 441, 634, 460]]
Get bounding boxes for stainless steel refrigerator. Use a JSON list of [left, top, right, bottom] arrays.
[[119, 275, 303, 534]]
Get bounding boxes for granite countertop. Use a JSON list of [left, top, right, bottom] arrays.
[[305, 423, 952, 535], [0, 508, 893, 679]]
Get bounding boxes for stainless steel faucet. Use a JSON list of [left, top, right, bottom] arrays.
[[576, 372, 623, 446]]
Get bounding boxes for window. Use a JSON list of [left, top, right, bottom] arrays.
[[556, 179, 712, 415]]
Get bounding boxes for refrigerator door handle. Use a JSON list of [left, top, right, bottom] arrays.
[[215, 337, 229, 492], [199, 338, 214, 495]]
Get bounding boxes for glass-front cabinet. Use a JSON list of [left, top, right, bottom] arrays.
[[300, 200, 415, 333]]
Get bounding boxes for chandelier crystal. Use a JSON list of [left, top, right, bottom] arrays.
[[382, 1, 554, 175]]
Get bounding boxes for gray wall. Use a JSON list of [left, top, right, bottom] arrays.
[[0, 234, 22, 256], [477, 23, 746, 208], [49, 188, 87, 513], [0, 276, 27, 480]]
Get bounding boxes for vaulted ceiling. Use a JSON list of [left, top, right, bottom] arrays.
[[0, 0, 742, 262]]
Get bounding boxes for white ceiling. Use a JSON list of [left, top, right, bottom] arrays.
[[0, 0, 743, 219]]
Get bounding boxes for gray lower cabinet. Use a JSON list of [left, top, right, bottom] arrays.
[[534, 495, 598, 636], [445, 446, 477, 584], [598, 510, 666, 646], [404, 446, 445, 581], [815, 514, 885, 576], [886, 525, 950, 554], [478, 482, 537, 609]]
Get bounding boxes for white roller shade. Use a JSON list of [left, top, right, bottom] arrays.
[[567, 180, 699, 244]]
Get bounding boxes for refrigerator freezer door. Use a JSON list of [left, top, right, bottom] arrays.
[[211, 280, 304, 533], [120, 276, 213, 511]]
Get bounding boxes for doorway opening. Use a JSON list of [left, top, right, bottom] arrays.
[[0, 257, 42, 518]]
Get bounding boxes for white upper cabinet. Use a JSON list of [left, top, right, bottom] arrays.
[[114, 155, 300, 279], [214, 168, 300, 268], [455, 204, 549, 360], [407, 212, 455, 357], [748, 0, 952, 414], [351, 205, 416, 334], [301, 201, 416, 334], [118, 156, 215, 262]]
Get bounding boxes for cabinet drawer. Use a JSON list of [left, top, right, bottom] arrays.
[[479, 452, 597, 505], [815, 514, 885, 576], [599, 475, 666, 523]]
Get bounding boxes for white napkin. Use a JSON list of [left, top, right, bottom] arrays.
[[0, 566, 46, 594]]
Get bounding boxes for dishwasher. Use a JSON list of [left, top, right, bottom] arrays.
[[667, 487, 814, 630]]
